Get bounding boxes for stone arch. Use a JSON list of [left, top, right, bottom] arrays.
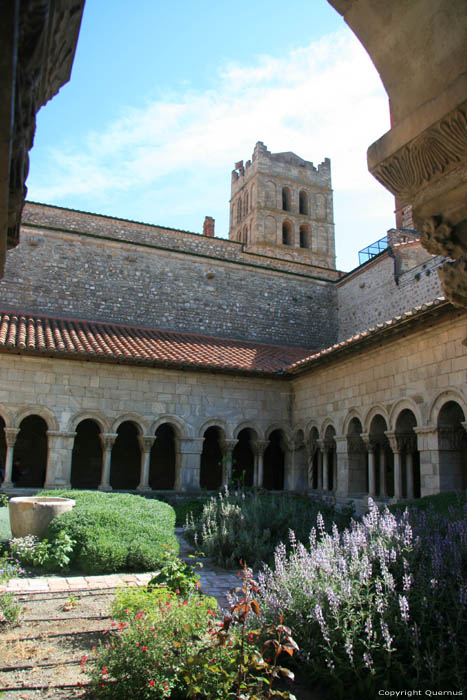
[[232, 427, 256, 487], [299, 223, 311, 249], [13, 414, 48, 487], [243, 190, 249, 216], [71, 418, 103, 489], [68, 410, 109, 434], [342, 408, 364, 437], [236, 198, 242, 224], [304, 420, 319, 443], [299, 189, 309, 215], [389, 398, 423, 432], [395, 408, 421, 498], [13, 405, 58, 431], [149, 422, 177, 490], [111, 413, 147, 435], [198, 418, 230, 439], [263, 428, 286, 490], [368, 411, 393, 498], [233, 421, 264, 441], [151, 415, 193, 439], [320, 417, 336, 441], [428, 388, 467, 426], [282, 219, 293, 245], [265, 423, 292, 442], [200, 424, 226, 490], [363, 404, 390, 434], [437, 400, 467, 491], [110, 419, 142, 490], [282, 186, 292, 212]]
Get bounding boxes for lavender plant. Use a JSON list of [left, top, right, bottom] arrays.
[[257, 498, 467, 696]]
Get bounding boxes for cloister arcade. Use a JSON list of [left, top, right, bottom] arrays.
[[0, 391, 465, 508]]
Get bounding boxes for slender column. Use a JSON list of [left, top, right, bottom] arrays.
[[406, 452, 414, 499], [332, 447, 337, 492], [137, 436, 156, 492], [414, 425, 440, 496], [322, 448, 329, 491], [361, 434, 376, 497], [379, 446, 387, 498], [386, 432, 402, 501], [283, 437, 295, 491], [252, 440, 268, 488], [99, 433, 118, 491], [316, 442, 323, 490], [179, 438, 205, 491], [45, 431, 77, 488], [222, 439, 238, 487], [2, 428, 19, 488]]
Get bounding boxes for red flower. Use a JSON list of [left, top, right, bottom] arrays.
[[102, 666, 108, 675], [149, 680, 155, 687], [142, 646, 147, 651]]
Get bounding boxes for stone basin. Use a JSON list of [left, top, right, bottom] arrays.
[[9, 496, 76, 539]]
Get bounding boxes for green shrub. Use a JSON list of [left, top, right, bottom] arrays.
[[184, 488, 351, 569], [172, 498, 208, 527], [111, 585, 173, 621], [41, 490, 178, 574], [148, 550, 201, 595], [9, 531, 74, 571], [0, 493, 9, 508], [88, 589, 218, 699]]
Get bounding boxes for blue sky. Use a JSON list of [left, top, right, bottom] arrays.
[[26, 0, 395, 271]]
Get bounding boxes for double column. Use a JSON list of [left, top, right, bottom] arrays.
[[1, 428, 19, 488]]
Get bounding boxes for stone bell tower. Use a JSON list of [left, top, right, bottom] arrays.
[[229, 141, 336, 269]]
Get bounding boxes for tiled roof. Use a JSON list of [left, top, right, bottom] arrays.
[[285, 297, 450, 373], [0, 311, 314, 375]]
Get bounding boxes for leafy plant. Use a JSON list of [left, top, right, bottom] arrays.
[[148, 549, 202, 595], [41, 490, 178, 574], [0, 494, 9, 508], [257, 497, 467, 697], [0, 592, 21, 625], [185, 563, 298, 700], [9, 531, 75, 571], [184, 487, 351, 569], [89, 589, 218, 699]]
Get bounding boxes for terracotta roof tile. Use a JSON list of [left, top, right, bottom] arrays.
[[0, 311, 314, 375]]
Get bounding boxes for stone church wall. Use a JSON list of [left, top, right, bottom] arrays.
[[2, 204, 338, 349], [291, 308, 467, 495], [337, 247, 444, 341]]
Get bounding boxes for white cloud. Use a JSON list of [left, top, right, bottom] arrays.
[[28, 27, 395, 270]]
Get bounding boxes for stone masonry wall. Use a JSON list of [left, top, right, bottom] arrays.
[[337, 247, 444, 341], [3, 212, 338, 349]]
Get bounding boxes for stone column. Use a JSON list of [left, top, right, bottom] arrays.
[[361, 434, 375, 497], [406, 451, 414, 499], [334, 436, 348, 498], [386, 432, 402, 501], [414, 426, 440, 496], [322, 447, 329, 491], [98, 433, 118, 491], [178, 438, 205, 491], [317, 442, 324, 490], [137, 436, 156, 492], [283, 437, 295, 491], [44, 431, 77, 489], [252, 440, 268, 488], [2, 428, 19, 488], [221, 439, 238, 487], [379, 447, 387, 498]]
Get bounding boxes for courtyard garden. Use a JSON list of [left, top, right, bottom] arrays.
[[0, 488, 465, 698]]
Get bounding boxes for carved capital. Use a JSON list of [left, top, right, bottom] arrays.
[[421, 217, 462, 258], [139, 435, 156, 453], [438, 256, 467, 308], [251, 440, 269, 457], [222, 439, 238, 456], [369, 102, 467, 204], [100, 432, 118, 451], [4, 428, 20, 448]]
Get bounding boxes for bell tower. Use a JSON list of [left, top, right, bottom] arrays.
[[229, 142, 336, 269]]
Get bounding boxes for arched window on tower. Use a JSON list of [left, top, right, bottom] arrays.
[[236, 199, 242, 224], [299, 190, 309, 215], [282, 220, 293, 245], [243, 224, 248, 244], [244, 191, 249, 216], [299, 224, 311, 249], [282, 187, 291, 212]]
